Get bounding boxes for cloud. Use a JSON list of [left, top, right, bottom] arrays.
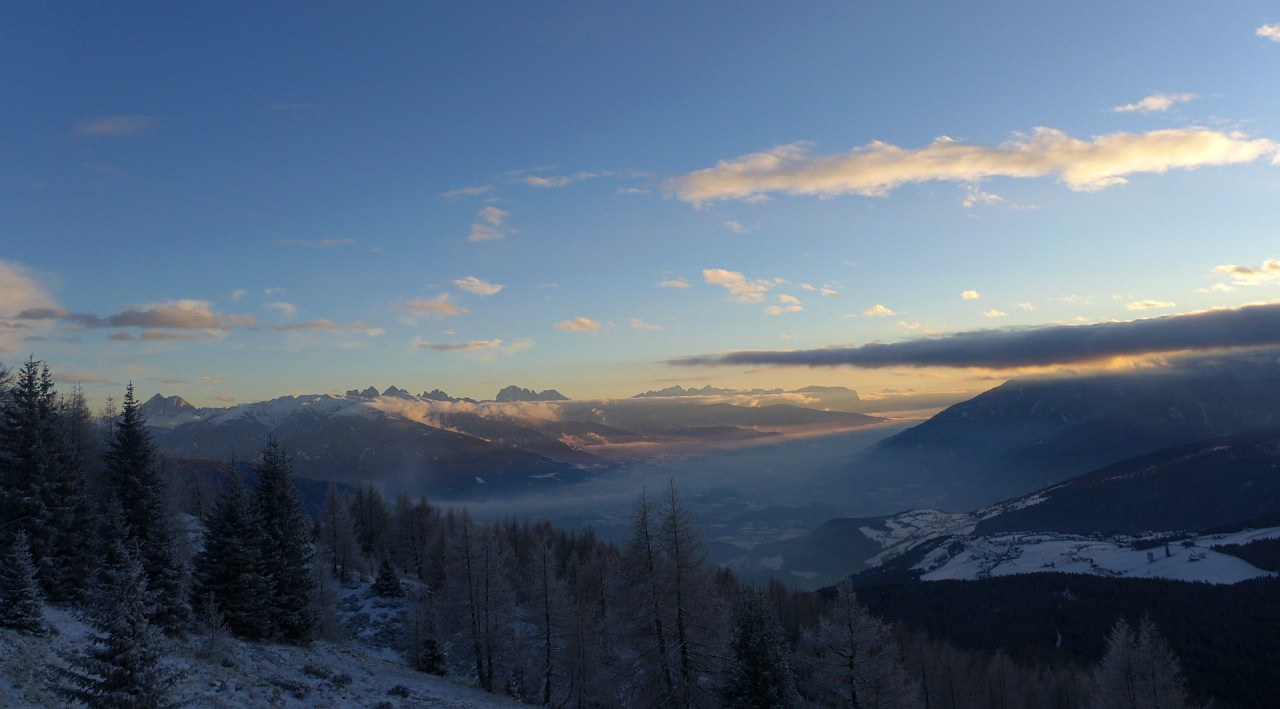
[[962, 290, 981, 300], [56, 371, 112, 385], [415, 339, 503, 352], [215, 395, 235, 403], [19, 300, 256, 330], [1195, 283, 1235, 294], [658, 278, 691, 289], [454, 276, 504, 296], [522, 171, 612, 188], [703, 268, 783, 303], [441, 184, 494, 199], [1018, 302, 1036, 311], [629, 318, 663, 331], [1258, 23, 1280, 42], [229, 289, 247, 302], [983, 309, 1009, 318], [1126, 299, 1176, 311], [820, 287, 840, 297], [863, 304, 895, 317], [200, 376, 225, 383], [280, 238, 356, 249], [1112, 93, 1196, 114], [73, 114, 155, 137], [668, 302, 1280, 370], [724, 220, 759, 234], [269, 319, 373, 332], [266, 301, 297, 317], [404, 294, 469, 318], [962, 185, 1005, 208], [0, 261, 58, 347], [555, 317, 602, 332], [665, 128, 1280, 204], [1213, 259, 1280, 286], [469, 206, 511, 242]]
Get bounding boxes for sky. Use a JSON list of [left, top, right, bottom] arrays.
[[3, 2, 1280, 407]]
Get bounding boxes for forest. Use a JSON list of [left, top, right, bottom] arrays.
[[1, 358, 1208, 707]]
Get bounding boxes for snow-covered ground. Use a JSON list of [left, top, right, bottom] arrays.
[[915, 526, 1280, 584], [0, 585, 520, 709]]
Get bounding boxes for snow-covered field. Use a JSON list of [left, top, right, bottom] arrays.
[[0, 585, 520, 709], [915, 526, 1280, 584]]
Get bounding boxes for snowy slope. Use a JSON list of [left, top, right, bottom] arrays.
[[0, 594, 520, 709], [914, 527, 1280, 584]]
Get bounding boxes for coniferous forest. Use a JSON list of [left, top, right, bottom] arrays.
[[0, 358, 1236, 707]]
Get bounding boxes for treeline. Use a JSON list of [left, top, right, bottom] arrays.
[[1, 357, 1203, 708]]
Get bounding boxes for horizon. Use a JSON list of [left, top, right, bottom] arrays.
[[4, 3, 1280, 407]]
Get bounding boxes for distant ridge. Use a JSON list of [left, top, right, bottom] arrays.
[[494, 385, 569, 402]]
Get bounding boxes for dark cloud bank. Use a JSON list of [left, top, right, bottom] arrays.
[[669, 303, 1280, 370]]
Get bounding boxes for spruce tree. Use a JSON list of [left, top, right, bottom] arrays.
[[57, 539, 180, 709], [192, 471, 271, 640], [102, 384, 190, 633], [373, 555, 405, 598], [723, 588, 799, 709], [0, 530, 48, 636], [254, 437, 317, 643]]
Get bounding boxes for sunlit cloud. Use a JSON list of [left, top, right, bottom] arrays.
[[441, 184, 494, 199], [18, 300, 256, 331], [764, 294, 804, 316], [468, 206, 511, 242], [200, 376, 225, 383], [555, 317, 602, 332], [703, 268, 783, 303], [522, 171, 612, 188], [1257, 23, 1280, 42], [983, 309, 1009, 318], [0, 261, 58, 352], [270, 319, 374, 332], [863, 304, 895, 317], [73, 114, 155, 137], [1213, 259, 1280, 286], [666, 128, 1280, 204], [454, 276, 504, 295], [1126, 299, 1176, 311], [820, 287, 840, 297], [658, 278, 691, 289], [266, 301, 297, 317], [962, 290, 981, 300], [1195, 283, 1235, 294], [961, 185, 1004, 208], [1112, 92, 1196, 114], [1018, 302, 1036, 311], [669, 302, 1280, 370], [411, 336, 533, 357], [628, 318, 663, 330], [403, 294, 469, 318]]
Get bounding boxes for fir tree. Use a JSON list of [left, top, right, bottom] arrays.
[[0, 530, 48, 636], [192, 471, 271, 640], [57, 540, 180, 709], [102, 384, 190, 633], [723, 588, 799, 709], [254, 437, 317, 643], [373, 555, 405, 598], [1090, 617, 1191, 709]]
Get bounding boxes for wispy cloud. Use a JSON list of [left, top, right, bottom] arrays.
[[961, 185, 1005, 208], [403, 294, 469, 318], [266, 301, 297, 317], [412, 337, 533, 357], [441, 184, 494, 199], [468, 206, 511, 242], [1258, 23, 1280, 42], [764, 293, 804, 316], [454, 276, 504, 296], [18, 300, 256, 330], [724, 220, 759, 234], [669, 303, 1280, 370], [703, 268, 783, 303], [863, 304, 895, 317], [666, 128, 1280, 204], [280, 238, 356, 249], [270, 319, 377, 334], [1126, 299, 1176, 311], [73, 114, 155, 137], [1212, 259, 1280, 286], [1112, 92, 1196, 114], [962, 290, 981, 300], [554, 317, 602, 332], [658, 278, 691, 289], [628, 318, 663, 331], [983, 309, 1009, 318], [522, 171, 612, 188]]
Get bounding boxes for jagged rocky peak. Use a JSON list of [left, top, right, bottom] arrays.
[[494, 385, 569, 402], [422, 389, 456, 402], [346, 386, 382, 398], [141, 393, 194, 414], [382, 385, 413, 398]]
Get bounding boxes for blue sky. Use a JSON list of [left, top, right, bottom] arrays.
[[3, 2, 1280, 406]]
